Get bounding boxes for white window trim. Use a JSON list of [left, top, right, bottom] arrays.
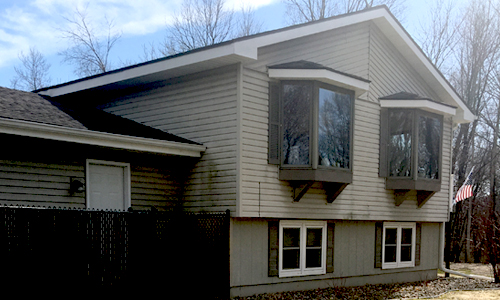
[[86, 159, 131, 210], [279, 220, 327, 277], [382, 222, 416, 269]]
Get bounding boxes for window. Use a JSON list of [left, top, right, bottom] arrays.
[[382, 222, 416, 269], [380, 108, 443, 193], [279, 220, 327, 277], [270, 80, 354, 184]]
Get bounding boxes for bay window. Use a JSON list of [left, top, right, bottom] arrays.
[[277, 81, 354, 183], [380, 105, 444, 206]]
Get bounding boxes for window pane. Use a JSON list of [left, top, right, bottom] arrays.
[[401, 245, 412, 262], [389, 111, 413, 177], [418, 115, 441, 179], [384, 245, 397, 263], [401, 228, 413, 245], [306, 228, 322, 247], [283, 249, 300, 269], [283, 228, 300, 247], [306, 249, 322, 268], [385, 228, 397, 245], [282, 83, 311, 165], [318, 88, 351, 168]]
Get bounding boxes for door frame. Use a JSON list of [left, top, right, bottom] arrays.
[[86, 159, 131, 210]]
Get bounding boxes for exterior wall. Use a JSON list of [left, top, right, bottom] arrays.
[[100, 65, 239, 214], [239, 21, 452, 222], [0, 134, 187, 210], [230, 218, 440, 298]]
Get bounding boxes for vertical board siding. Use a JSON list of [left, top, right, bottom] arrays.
[[231, 219, 439, 288], [101, 65, 239, 213], [239, 20, 452, 222]]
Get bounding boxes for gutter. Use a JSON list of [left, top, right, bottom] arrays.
[[438, 222, 493, 281], [0, 117, 206, 157]]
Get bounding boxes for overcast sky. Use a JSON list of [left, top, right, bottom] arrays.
[[0, 0, 434, 89]]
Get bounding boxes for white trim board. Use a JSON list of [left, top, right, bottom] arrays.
[[36, 6, 473, 123], [0, 117, 206, 157], [269, 68, 370, 98], [380, 99, 456, 116]]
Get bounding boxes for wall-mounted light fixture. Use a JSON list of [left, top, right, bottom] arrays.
[[70, 177, 85, 195]]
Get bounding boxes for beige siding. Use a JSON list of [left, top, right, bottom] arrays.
[[231, 219, 440, 296], [101, 65, 239, 213], [0, 160, 86, 207], [0, 159, 186, 210], [130, 165, 183, 210], [246, 22, 371, 80], [239, 20, 452, 222]]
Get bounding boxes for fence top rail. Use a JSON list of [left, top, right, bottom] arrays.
[[0, 204, 229, 217]]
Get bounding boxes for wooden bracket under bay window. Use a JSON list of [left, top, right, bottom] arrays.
[[291, 181, 314, 202], [394, 189, 435, 207], [324, 182, 349, 203]]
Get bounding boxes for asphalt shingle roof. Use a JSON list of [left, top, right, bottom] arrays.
[[0, 86, 200, 145]]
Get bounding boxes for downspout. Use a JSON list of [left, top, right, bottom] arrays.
[[438, 222, 493, 281], [438, 121, 492, 280]]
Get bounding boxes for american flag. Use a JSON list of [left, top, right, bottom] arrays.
[[454, 167, 474, 205]]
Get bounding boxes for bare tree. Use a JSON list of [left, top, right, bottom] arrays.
[[236, 4, 264, 38], [161, 0, 234, 55], [416, 0, 462, 75], [282, 0, 407, 25], [59, 5, 121, 77], [10, 47, 51, 91]]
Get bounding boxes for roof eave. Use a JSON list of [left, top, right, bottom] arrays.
[[0, 117, 206, 157], [36, 6, 474, 123]]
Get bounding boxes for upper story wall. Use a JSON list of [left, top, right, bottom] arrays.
[[239, 21, 452, 222], [99, 65, 240, 214]]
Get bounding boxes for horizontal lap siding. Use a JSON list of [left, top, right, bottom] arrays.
[[0, 160, 185, 210], [239, 21, 451, 222], [0, 160, 85, 207], [246, 22, 370, 79], [101, 65, 239, 213], [130, 166, 183, 210]]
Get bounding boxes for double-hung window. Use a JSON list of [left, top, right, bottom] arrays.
[[279, 220, 327, 277], [382, 222, 416, 269]]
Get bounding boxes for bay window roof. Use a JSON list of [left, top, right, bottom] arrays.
[[268, 61, 370, 97], [380, 92, 457, 116]]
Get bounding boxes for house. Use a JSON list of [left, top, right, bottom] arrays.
[[2, 5, 474, 297], [0, 86, 205, 210]]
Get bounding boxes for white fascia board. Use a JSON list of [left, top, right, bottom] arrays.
[[374, 13, 474, 123], [0, 118, 206, 157], [38, 8, 383, 98], [269, 69, 370, 95], [39, 44, 252, 97], [380, 99, 456, 116]]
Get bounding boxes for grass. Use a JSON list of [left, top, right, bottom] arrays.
[[434, 290, 500, 299]]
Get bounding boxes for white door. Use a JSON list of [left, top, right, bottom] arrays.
[[87, 161, 130, 210]]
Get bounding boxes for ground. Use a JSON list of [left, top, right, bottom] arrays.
[[234, 263, 500, 300]]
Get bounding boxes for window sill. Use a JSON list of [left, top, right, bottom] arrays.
[[279, 168, 352, 183], [385, 178, 441, 191], [385, 178, 440, 207]]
